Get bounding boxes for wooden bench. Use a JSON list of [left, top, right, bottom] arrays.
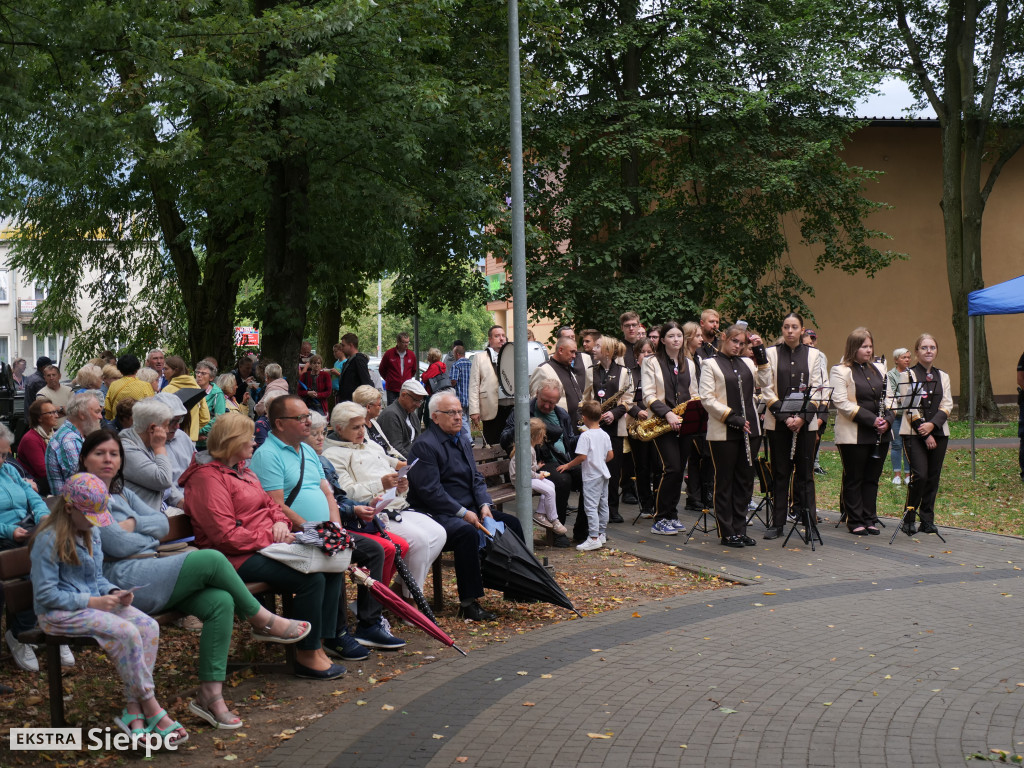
[[429, 445, 545, 610], [0, 515, 294, 727]]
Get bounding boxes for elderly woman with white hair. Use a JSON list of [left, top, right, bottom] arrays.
[[121, 397, 180, 511], [322, 401, 446, 602], [73, 364, 104, 393], [351, 384, 404, 460], [886, 347, 912, 485]]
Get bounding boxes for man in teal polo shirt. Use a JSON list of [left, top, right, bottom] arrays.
[[251, 395, 404, 655]]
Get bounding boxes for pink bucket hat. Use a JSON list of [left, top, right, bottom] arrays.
[[62, 473, 114, 528]]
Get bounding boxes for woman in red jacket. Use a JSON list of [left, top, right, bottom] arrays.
[[18, 399, 60, 495], [421, 348, 448, 396], [298, 355, 332, 415], [180, 413, 347, 681]]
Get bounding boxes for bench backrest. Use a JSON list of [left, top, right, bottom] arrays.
[[472, 445, 512, 487]]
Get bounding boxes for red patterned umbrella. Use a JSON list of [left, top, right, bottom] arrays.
[[347, 566, 467, 656]]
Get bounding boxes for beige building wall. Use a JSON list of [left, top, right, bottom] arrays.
[[787, 121, 1024, 398]]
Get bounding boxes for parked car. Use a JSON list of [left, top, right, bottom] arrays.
[[366, 356, 428, 394]]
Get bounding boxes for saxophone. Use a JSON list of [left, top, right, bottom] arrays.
[[628, 397, 701, 442], [600, 371, 633, 413]]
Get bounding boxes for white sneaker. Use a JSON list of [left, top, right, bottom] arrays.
[[576, 537, 602, 552], [5, 629, 39, 672], [892, 476, 902, 485], [532, 513, 554, 529], [59, 645, 75, 668], [598, 534, 607, 545]]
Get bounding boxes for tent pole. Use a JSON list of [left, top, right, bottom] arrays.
[[969, 314, 976, 480]]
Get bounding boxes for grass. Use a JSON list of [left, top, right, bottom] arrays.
[[814, 445, 1024, 535]]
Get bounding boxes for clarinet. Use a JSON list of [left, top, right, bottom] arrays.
[[736, 361, 753, 467], [790, 373, 806, 460], [870, 363, 887, 460]]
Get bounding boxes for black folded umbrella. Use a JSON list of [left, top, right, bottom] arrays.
[[479, 527, 581, 616], [170, 387, 206, 412]]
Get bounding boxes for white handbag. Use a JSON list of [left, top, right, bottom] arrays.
[[259, 542, 352, 574]]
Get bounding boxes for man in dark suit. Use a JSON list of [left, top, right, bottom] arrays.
[[377, 379, 426, 458], [408, 391, 524, 621]]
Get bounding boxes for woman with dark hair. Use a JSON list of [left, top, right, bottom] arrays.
[[830, 328, 894, 535], [584, 336, 633, 525], [897, 334, 953, 536], [82, 429, 310, 729], [640, 321, 698, 535], [699, 325, 771, 547], [760, 312, 828, 539], [626, 338, 659, 519], [18, 399, 60, 494]]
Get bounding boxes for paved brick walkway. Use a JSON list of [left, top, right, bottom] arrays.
[[260, 504, 1024, 768]]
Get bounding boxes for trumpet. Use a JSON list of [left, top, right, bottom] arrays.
[[628, 397, 700, 442]]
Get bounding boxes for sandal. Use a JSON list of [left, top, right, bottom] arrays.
[[252, 616, 312, 644], [850, 527, 868, 536], [143, 709, 189, 747], [189, 695, 243, 730], [114, 708, 146, 738], [866, 526, 880, 535]]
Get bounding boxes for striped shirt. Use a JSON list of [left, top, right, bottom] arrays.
[[45, 421, 84, 495]]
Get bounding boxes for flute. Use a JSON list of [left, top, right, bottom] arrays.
[[790, 373, 806, 460], [737, 363, 753, 467]]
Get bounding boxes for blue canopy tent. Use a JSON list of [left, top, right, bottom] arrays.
[[966, 274, 1024, 477]]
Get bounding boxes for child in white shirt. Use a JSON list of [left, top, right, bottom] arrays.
[[558, 401, 613, 551], [510, 419, 566, 535]]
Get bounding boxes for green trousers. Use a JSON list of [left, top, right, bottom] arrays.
[[165, 549, 262, 681]]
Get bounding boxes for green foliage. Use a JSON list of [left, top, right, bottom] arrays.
[[510, 0, 899, 335]]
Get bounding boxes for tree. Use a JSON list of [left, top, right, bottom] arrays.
[[512, 0, 899, 335], [878, 0, 1024, 419], [0, 0, 529, 378]]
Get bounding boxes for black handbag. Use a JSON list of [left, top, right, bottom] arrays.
[[425, 370, 452, 393]]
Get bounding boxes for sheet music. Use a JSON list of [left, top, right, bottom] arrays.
[[778, 392, 806, 414], [371, 488, 397, 514], [397, 458, 418, 479]]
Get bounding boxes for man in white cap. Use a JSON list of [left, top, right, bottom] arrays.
[[376, 379, 427, 459]]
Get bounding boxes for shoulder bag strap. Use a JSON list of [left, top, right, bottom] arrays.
[[285, 447, 307, 507]]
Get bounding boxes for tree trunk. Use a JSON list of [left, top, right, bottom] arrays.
[[317, 300, 342, 366], [261, 151, 311, 391]]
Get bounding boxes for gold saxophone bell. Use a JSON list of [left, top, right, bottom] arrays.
[[628, 397, 700, 442]]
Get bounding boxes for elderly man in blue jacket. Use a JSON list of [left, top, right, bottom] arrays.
[[407, 391, 524, 622]]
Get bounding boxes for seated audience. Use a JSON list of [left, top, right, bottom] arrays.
[[217, 374, 244, 414], [101, 364, 122, 395], [318, 408, 446, 602], [352, 385, 404, 459], [153, 392, 195, 497], [137, 366, 160, 393], [1, 423, 54, 672], [162, 356, 210, 442], [121, 398, 177, 511], [18, 400, 59, 495], [181, 412, 348, 680], [103, 354, 155, 420], [35, 365, 73, 427], [84, 429, 308, 729], [299, 355, 331, 416], [195, 361, 225, 448], [407, 392, 525, 621], [377, 379, 427, 459], [254, 363, 288, 416], [46, 389, 104, 495], [250, 397, 405, 656], [72, 364, 104, 394]]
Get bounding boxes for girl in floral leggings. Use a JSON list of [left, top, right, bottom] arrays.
[[29, 473, 187, 747]]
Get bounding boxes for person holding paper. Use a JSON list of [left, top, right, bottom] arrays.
[[81, 429, 310, 728], [760, 313, 828, 539], [311, 409, 445, 603]]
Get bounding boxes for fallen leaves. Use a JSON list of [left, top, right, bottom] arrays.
[[587, 732, 613, 739]]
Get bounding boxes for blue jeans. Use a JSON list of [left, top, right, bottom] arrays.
[[889, 428, 904, 473], [460, 411, 471, 442]]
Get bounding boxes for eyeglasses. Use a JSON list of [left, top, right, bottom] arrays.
[[437, 409, 463, 417], [279, 413, 312, 422], [40, 409, 60, 416]]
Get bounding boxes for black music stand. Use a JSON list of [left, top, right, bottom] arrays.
[[887, 378, 946, 544], [747, 438, 772, 528], [781, 386, 833, 551], [682, 506, 718, 544]]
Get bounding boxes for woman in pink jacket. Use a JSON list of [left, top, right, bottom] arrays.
[[180, 413, 346, 681]]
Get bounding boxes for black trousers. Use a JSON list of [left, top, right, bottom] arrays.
[[685, 434, 714, 507], [767, 427, 816, 530], [629, 437, 661, 509], [430, 510, 524, 602], [652, 431, 693, 521], [237, 554, 344, 650], [605, 434, 623, 513], [482, 404, 514, 447], [709, 436, 761, 539], [346, 533, 387, 629], [837, 443, 887, 530], [903, 434, 949, 525]]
